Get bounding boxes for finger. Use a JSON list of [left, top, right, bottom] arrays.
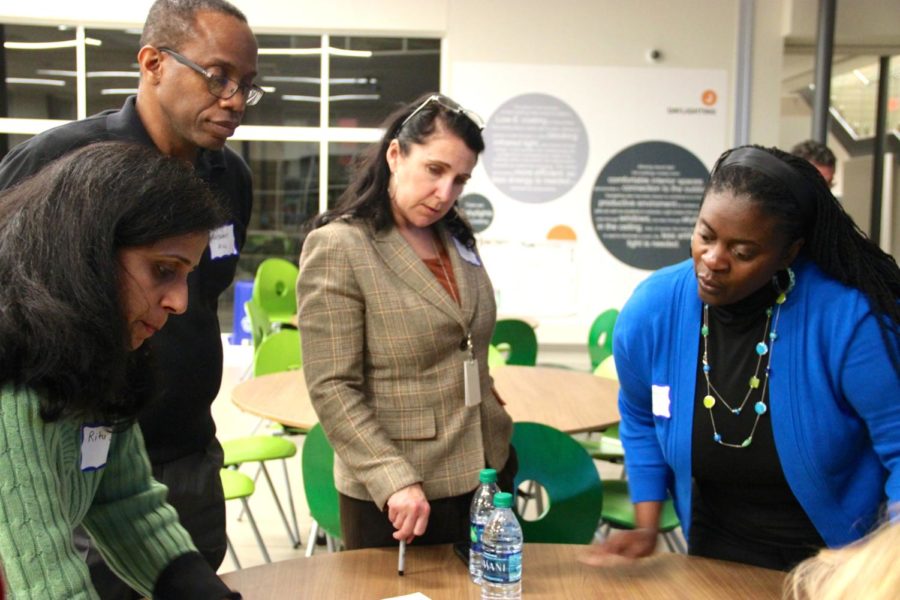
[[412, 508, 430, 537]]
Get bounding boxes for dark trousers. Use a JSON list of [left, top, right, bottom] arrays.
[[74, 438, 227, 599], [339, 446, 518, 550]]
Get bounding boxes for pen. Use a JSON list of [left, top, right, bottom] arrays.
[[398, 539, 406, 576]]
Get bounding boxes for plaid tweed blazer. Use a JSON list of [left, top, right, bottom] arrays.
[[297, 219, 513, 509]]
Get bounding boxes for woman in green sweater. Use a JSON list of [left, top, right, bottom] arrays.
[[0, 142, 239, 599]]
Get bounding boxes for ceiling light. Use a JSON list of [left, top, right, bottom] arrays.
[[101, 88, 138, 95], [5, 77, 66, 86], [4, 38, 102, 50]]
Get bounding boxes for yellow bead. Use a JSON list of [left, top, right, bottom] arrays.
[[703, 395, 716, 409], [776, 293, 787, 304], [749, 376, 760, 389]]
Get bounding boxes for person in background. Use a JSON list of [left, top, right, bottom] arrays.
[[582, 145, 899, 571], [297, 93, 517, 549], [0, 142, 238, 599], [0, 1, 259, 596], [786, 519, 900, 600], [790, 139, 836, 187]]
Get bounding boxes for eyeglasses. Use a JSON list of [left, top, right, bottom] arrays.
[[399, 94, 484, 132], [159, 47, 264, 107]]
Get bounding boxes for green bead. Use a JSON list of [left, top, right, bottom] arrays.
[[749, 376, 760, 388], [741, 437, 753, 447], [776, 293, 787, 305], [703, 395, 716, 409], [701, 325, 709, 336]]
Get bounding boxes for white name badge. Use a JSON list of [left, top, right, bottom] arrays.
[[80, 425, 113, 472], [651, 385, 672, 418], [464, 358, 482, 407], [209, 224, 238, 260], [453, 237, 481, 266]]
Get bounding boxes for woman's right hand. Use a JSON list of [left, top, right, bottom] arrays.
[[387, 483, 431, 543], [579, 528, 659, 566]]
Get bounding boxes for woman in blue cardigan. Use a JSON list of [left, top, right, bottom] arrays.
[[585, 145, 900, 570]]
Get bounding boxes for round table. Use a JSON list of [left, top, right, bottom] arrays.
[[220, 543, 785, 599], [231, 365, 619, 434]]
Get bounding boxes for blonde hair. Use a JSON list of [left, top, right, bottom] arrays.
[[786, 522, 900, 600]]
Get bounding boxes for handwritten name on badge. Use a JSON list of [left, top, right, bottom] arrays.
[[453, 237, 481, 266], [209, 223, 238, 260], [652, 385, 672, 418], [80, 425, 113, 471]]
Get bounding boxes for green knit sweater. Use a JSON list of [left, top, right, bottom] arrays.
[[0, 383, 199, 599]]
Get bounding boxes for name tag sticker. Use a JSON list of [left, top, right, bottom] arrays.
[[453, 237, 482, 266], [209, 224, 238, 260], [80, 424, 112, 472], [651, 385, 671, 418]]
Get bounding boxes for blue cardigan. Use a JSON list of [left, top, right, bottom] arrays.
[[615, 258, 900, 547]]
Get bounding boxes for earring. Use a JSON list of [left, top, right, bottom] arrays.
[[772, 267, 796, 296]]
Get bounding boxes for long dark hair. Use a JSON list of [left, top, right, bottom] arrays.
[[706, 144, 900, 374], [0, 142, 224, 424], [313, 92, 485, 248]]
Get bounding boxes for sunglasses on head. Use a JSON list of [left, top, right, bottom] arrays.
[[398, 94, 485, 132]]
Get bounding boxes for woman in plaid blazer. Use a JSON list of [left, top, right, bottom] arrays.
[[297, 94, 516, 549]]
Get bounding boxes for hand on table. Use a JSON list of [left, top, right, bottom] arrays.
[[387, 483, 430, 543], [579, 528, 658, 567]]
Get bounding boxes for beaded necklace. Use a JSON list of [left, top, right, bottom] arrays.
[[700, 268, 794, 449]]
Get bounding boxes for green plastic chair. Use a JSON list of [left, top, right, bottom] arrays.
[[252, 257, 299, 326], [253, 328, 302, 376], [244, 297, 271, 353], [220, 468, 270, 568], [599, 480, 685, 553], [511, 422, 604, 544], [225, 329, 306, 548], [302, 424, 343, 555], [588, 309, 619, 370], [222, 436, 300, 548], [491, 319, 538, 366]]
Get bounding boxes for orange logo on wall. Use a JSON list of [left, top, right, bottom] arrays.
[[547, 225, 577, 241], [701, 90, 718, 106]]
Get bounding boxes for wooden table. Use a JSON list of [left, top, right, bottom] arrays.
[[220, 543, 785, 599], [231, 366, 619, 434]]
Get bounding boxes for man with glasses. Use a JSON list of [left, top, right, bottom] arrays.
[[0, 1, 259, 597]]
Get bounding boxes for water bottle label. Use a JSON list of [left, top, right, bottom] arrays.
[[482, 549, 522, 584], [469, 522, 485, 553]]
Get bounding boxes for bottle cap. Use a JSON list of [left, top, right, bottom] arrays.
[[479, 468, 498, 483], [493, 492, 513, 508]]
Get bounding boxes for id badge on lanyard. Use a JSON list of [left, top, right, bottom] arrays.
[[463, 332, 482, 407]]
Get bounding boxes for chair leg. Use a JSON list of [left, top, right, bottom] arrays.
[[664, 530, 687, 554], [305, 521, 319, 558], [260, 463, 299, 547], [326, 534, 338, 553], [280, 457, 302, 548], [226, 534, 242, 570], [237, 463, 264, 523], [240, 498, 271, 563]]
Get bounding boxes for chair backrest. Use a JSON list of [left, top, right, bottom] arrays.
[[588, 308, 619, 369], [511, 422, 603, 543], [244, 298, 271, 352], [252, 257, 300, 322], [491, 319, 538, 366], [593, 355, 618, 381], [253, 328, 302, 377], [301, 424, 342, 540]]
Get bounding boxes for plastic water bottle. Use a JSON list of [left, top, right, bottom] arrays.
[[481, 492, 523, 600], [469, 468, 499, 583]]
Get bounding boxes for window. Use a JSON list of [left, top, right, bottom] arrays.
[[0, 24, 440, 331]]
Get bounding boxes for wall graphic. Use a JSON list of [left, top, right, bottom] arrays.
[[482, 93, 588, 203], [591, 141, 708, 270], [453, 64, 727, 344]]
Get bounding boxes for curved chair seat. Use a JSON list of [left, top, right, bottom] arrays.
[[492, 319, 538, 366], [252, 257, 299, 325], [222, 436, 296, 465], [512, 422, 603, 544], [588, 308, 619, 370]]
